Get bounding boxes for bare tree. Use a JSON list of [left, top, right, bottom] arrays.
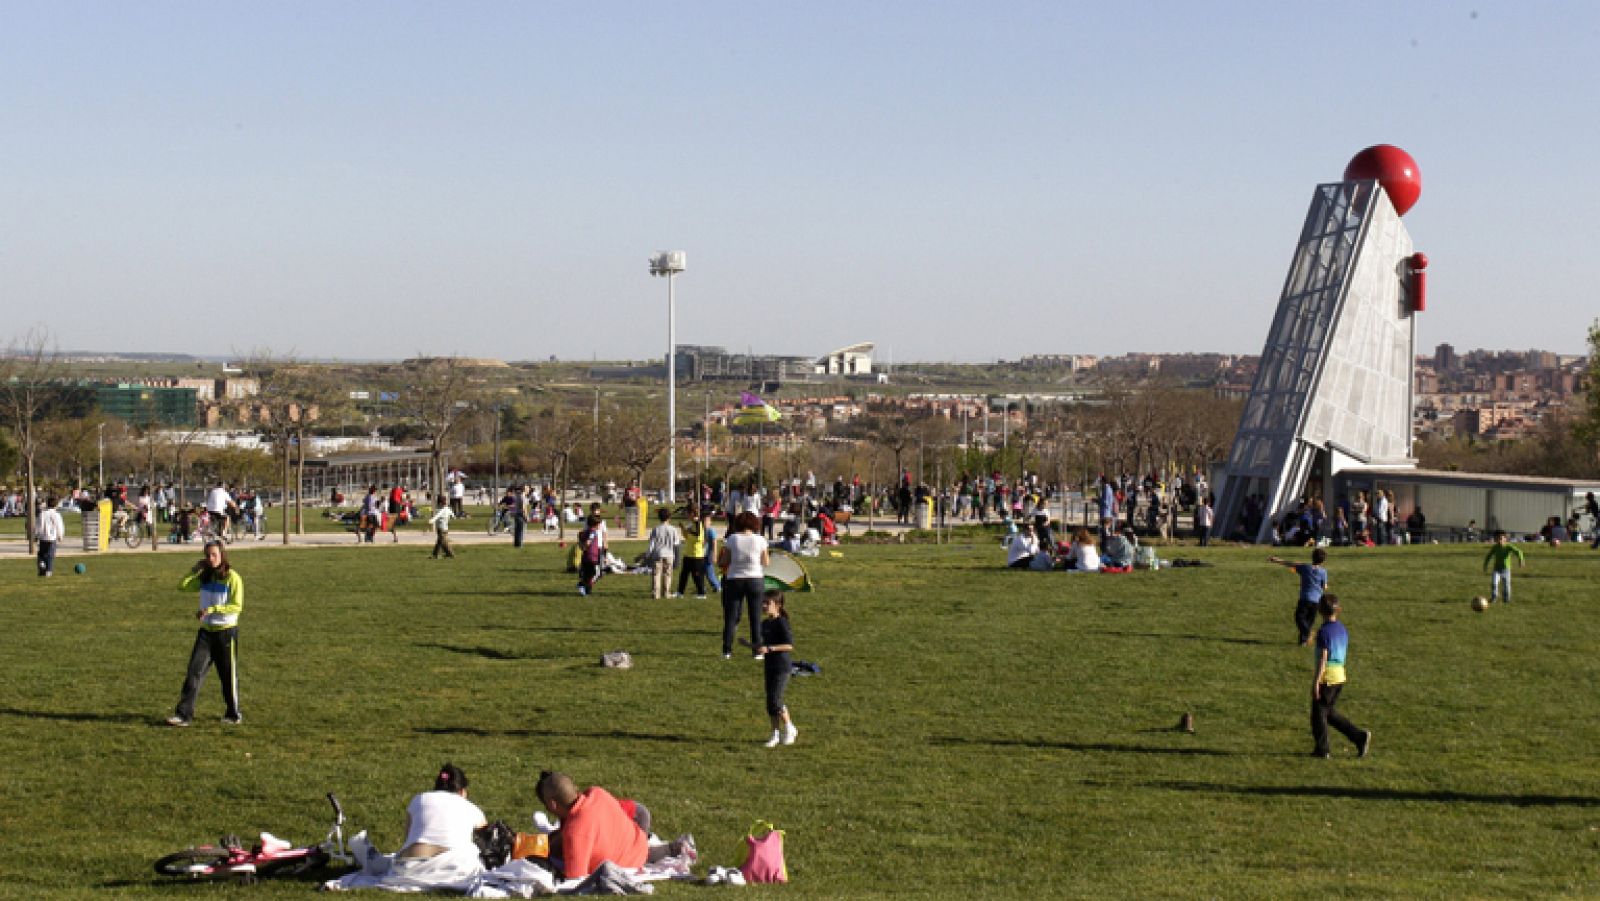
[[0, 328, 64, 555], [529, 409, 592, 540], [247, 356, 338, 543], [386, 357, 484, 496], [601, 405, 671, 495], [871, 416, 921, 483]]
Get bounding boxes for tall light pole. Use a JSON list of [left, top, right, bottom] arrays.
[[97, 422, 106, 488], [649, 250, 686, 503]]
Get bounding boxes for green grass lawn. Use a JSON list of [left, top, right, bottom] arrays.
[[1, 539, 1597, 898]]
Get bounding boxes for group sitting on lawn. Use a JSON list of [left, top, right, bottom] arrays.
[[1005, 519, 1111, 573], [329, 764, 696, 895]]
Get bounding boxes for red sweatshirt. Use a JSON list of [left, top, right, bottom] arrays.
[[561, 787, 647, 878]]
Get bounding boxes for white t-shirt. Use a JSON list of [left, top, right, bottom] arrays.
[[38, 507, 65, 543], [205, 487, 232, 514], [403, 791, 486, 852], [724, 532, 768, 579], [1007, 532, 1038, 566]]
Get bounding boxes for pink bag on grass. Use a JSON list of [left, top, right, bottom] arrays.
[[740, 820, 788, 884]]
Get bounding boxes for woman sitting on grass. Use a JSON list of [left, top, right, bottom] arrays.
[[1006, 521, 1039, 569], [337, 763, 487, 891], [1065, 527, 1101, 572]]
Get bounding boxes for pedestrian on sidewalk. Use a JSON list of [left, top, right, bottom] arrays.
[[429, 494, 456, 559]]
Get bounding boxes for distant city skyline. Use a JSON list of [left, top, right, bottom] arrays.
[[5, 2, 1598, 361]]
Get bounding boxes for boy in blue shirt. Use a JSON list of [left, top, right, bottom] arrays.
[[1310, 594, 1371, 759], [1269, 548, 1329, 646]]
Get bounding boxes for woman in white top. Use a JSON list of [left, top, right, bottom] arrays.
[[716, 511, 770, 660], [1066, 527, 1101, 572], [398, 763, 486, 860], [1007, 522, 1039, 569]]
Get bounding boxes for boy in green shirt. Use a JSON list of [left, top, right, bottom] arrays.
[[1483, 530, 1526, 604]]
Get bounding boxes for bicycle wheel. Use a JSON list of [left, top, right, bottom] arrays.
[[154, 847, 231, 877], [255, 849, 329, 879], [487, 516, 501, 536], [125, 523, 144, 549]]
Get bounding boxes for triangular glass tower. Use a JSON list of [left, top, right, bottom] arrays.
[[1213, 180, 1417, 542]]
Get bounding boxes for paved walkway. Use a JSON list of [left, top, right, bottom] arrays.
[[0, 515, 920, 561]]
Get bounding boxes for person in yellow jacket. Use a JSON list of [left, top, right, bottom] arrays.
[[166, 541, 244, 726]]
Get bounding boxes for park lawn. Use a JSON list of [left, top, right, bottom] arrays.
[[0, 539, 1597, 898]]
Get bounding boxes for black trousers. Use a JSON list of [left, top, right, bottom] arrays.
[[677, 556, 707, 596], [721, 577, 764, 656], [512, 518, 526, 548], [1196, 525, 1210, 547], [37, 540, 56, 576], [764, 656, 791, 716], [1294, 602, 1317, 644], [175, 627, 240, 721], [1311, 683, 1363, 754]]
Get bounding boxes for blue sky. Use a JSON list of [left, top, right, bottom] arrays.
[[2, 1, 1596, 362]]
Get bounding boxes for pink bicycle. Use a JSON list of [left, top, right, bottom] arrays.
[[153, 793, 353, 883]]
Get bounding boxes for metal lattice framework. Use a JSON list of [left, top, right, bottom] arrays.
[[1214, 180, 1415, 541]]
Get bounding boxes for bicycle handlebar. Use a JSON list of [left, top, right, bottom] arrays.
[[327, 793, 344, 824]]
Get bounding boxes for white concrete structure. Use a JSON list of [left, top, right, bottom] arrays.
[[815, 342, 875, 376], [1214, 180, 1419, 541]]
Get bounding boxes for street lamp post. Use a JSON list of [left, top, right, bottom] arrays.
[[649, 251, 686, 504], [97, 422, 106, 489], [492, 403, 502, 499]]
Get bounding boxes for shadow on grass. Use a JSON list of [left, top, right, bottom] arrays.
[[416, 725, 694, 744], [1085, 629, 1278, 647], [478, 624, 707, 637], [0, 707, 149, 725], [416, 643, 574, 661], [932, 736, 1234, 756], [1147, 780, 1600, 807]]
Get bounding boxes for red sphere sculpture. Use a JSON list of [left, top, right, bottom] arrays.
[[1344, 145, 1421, 216]]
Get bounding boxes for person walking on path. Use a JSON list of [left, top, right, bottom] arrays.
[[1309, 594, 1372, 759], [1195, 496, 1213, 547], [36, 495, 64, 577], [1483, 530, 1526, 603], [1269, 548, 1329, 646], [429, 495, 456, 559], [717, 511, 769, 660], [1585, 491, 1600, 548], [645, 507, 683, 599], [386, 484, 407, 543], [740, 590, 799, 747], [360, 486, 383, 543], [166, 541, 244, 726], [511, 485, 530, 548]]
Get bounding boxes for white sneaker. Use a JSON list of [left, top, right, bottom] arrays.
[[753, 653, 765, 661], [782, 724, 798, 745], [764, 730, 782, 748]]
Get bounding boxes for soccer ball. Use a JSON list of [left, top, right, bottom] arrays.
[[1471, 596, 1488, 612], [74, 563, 87, 575]]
